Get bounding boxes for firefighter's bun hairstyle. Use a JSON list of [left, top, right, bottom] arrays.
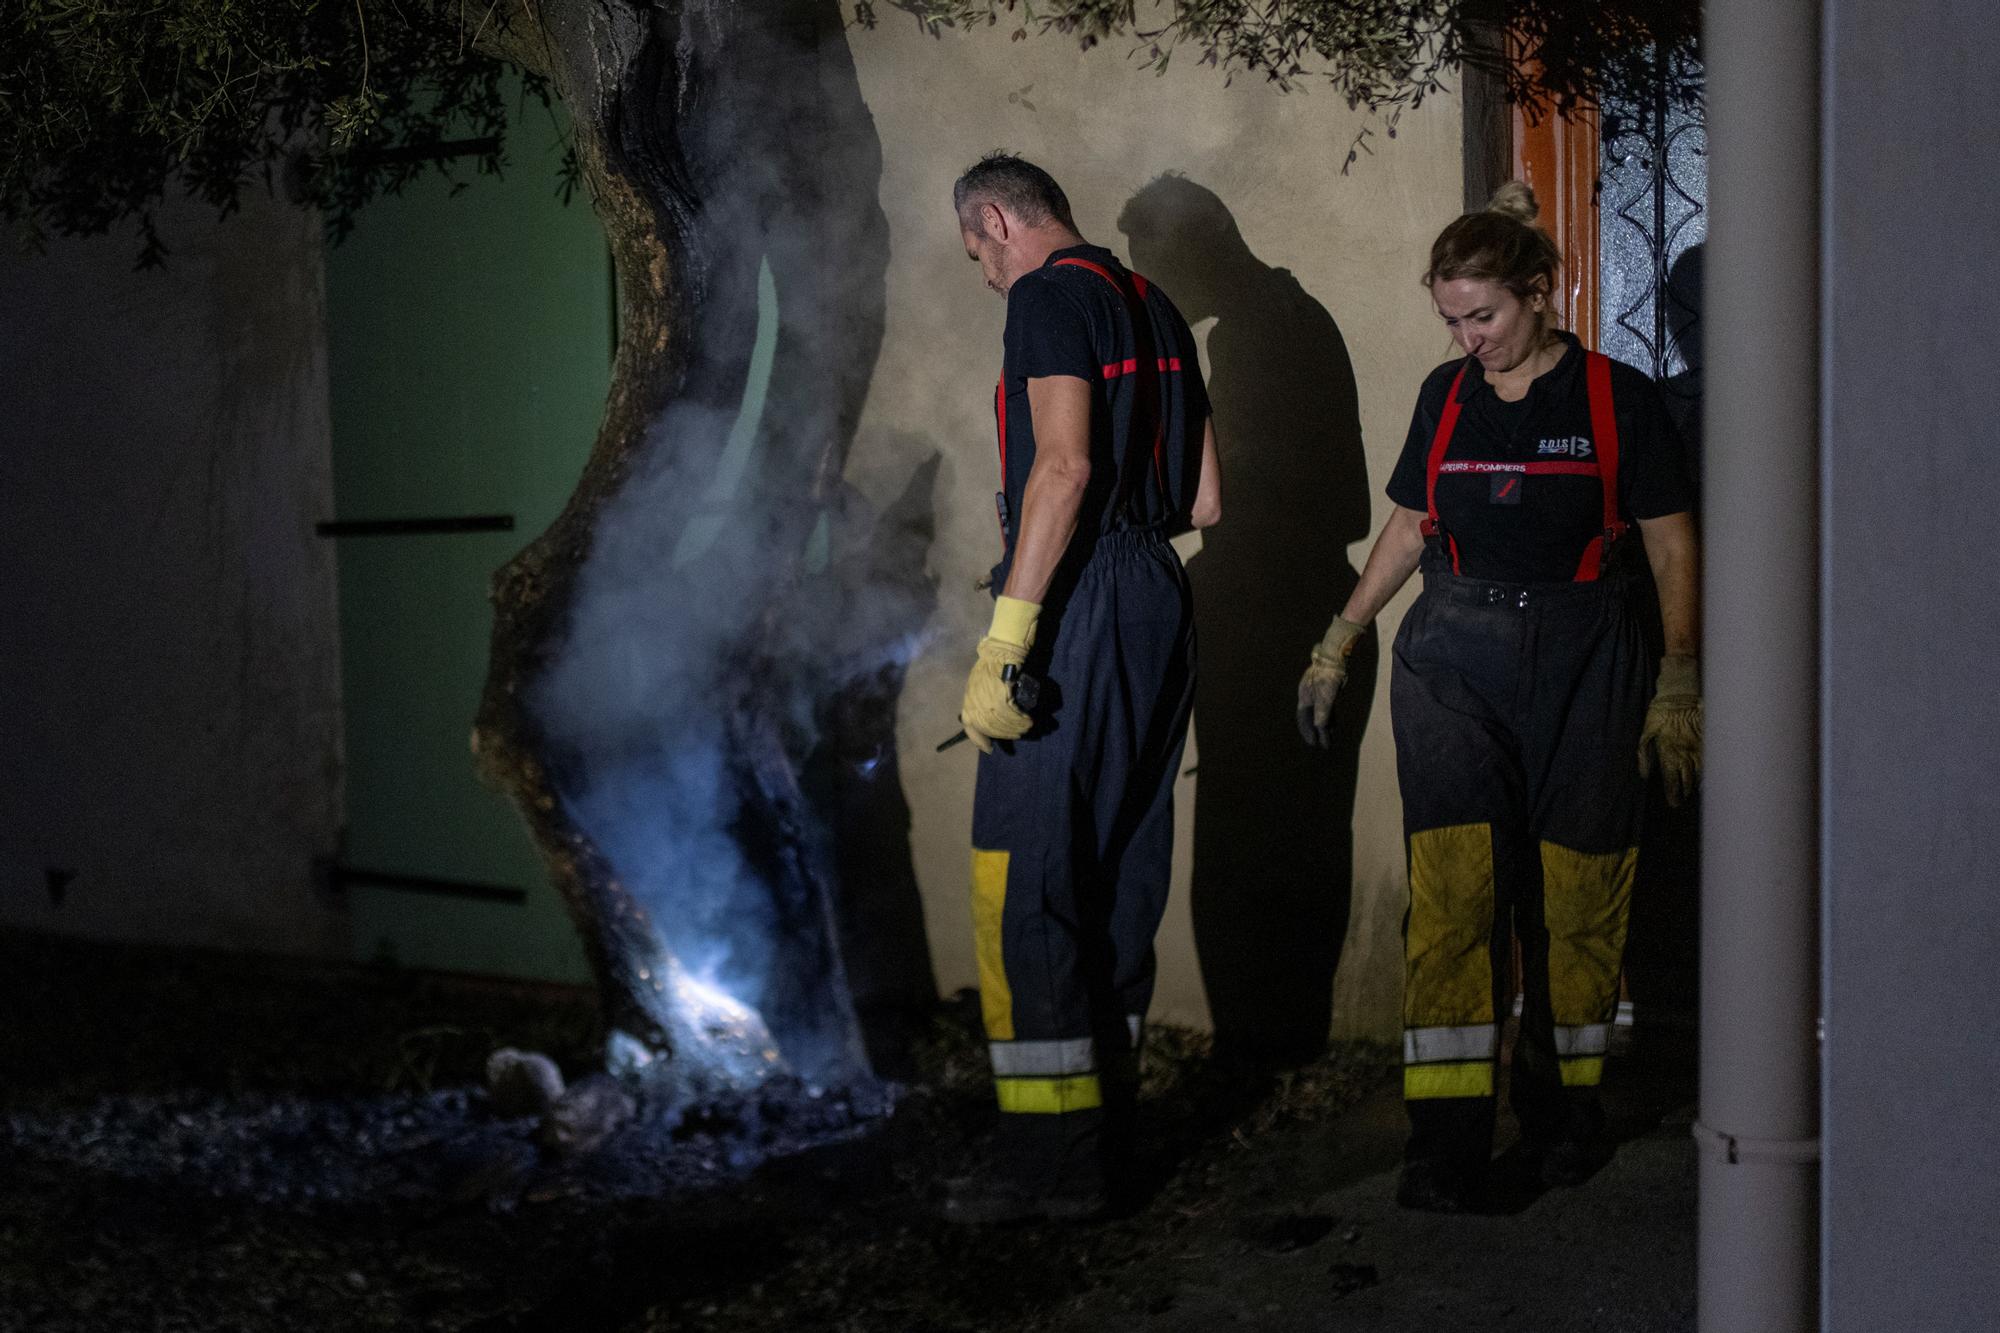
[[1423, 180, 1562, 304]]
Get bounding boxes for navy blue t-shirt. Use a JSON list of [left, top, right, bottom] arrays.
[[993, 245, 1210, 582], [1385, 333, 1694, 582]]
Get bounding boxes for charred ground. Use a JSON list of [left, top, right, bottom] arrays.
[[1, 931, 1409, 1332], [4, 931, 1701, 1331]]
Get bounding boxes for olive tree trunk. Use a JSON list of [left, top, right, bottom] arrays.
[[464, 0, 892, 1075]]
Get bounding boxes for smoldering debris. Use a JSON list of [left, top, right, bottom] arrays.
[[0, 1074, 894, 1213], [538, 1074, 636, 1155], [486, 1048, 566, 1118]]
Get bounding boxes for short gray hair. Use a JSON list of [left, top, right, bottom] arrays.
[[952, 152, 1075, 231]]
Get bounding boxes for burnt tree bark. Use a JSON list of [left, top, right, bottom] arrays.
[[465, 0, 891, 1076]]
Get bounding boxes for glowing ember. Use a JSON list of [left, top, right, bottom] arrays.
[[668, 961, 780, 1064], [608, 947, 787, 1094]]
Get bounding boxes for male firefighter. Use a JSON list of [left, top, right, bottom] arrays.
[[945, 153, 1222, 1223]]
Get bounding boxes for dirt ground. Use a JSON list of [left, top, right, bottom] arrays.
[[0, 931, 1695, 1332]]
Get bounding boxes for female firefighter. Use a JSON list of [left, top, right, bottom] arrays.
[[1296, 182, 1701, 1212]]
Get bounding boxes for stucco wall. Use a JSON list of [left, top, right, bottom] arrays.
[[843, 21, 1463, 1041], [0, 190, 346, 959], [0, 22, 1462, 1044]]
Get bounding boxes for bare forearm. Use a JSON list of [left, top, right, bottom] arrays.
[[1655, 562, 1699, 658], [1189, 416, 1222, 529], [1001, 458, 1090, 604], [1339, 505, 1428, 626], [1004, 375, 1095, 606], [1639, 512, 1701, 657]]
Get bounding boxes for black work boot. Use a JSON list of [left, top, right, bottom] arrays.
[[1494, 1131, 1614, 1193], [1511, 1091, 1612, 1189], [1394, 1157, 1484, 1214], [944, 1103, 1110, 1224], [939, 1172, 1109, 1225], [1098, 1062, 1143, 1210], [1535, 1135, 1614, 1188]]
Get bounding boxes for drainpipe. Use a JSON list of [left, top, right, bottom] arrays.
[[1695, 1, 1823, 1330]]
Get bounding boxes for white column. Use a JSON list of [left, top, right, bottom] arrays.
[[1696, 0, 1823, 1329]]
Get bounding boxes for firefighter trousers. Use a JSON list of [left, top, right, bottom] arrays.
[[1391, 547, 1651, 1171], [970, 530, 1196, 1193]]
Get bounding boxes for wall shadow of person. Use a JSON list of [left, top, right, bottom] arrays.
[[1118, 176, 1376, 1068], [1624, 241, 1705, 1064], [1658, 242, 1704, 506]]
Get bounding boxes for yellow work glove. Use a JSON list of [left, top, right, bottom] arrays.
[[1638, 654, 1703, 808], [1297, 614, 1366, 749], [960, 596, 1040, 754]]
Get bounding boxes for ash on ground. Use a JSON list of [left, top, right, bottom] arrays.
[[2, 1073, 892, 1215], [0, 931, 1393, 1333]]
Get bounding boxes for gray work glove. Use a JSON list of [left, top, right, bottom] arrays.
[[1297, 615, 1367, 749], [1638, 654, 1703, 807]]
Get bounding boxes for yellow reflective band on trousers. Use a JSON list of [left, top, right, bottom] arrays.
[[1560, 1056, 1605, 1088], [1540, 841, 1638, 1031], [995, 1074, 1104, 1114], [1404, 1061, 1495, 1100], [1404, 823, 1497, 1030], [971, 848, 1013, 1041]]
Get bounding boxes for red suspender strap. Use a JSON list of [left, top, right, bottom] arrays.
[[1424, 362, 1473, 574], [994, 378, 1007, 478], [1573, 351, 1626, 581], [1054, 257, 1114, 280], [1423, 352, 1624, 583], [993, 377, 1009, 539], [1422, 362, 1472, 528], [1052, 256, 1170, 500], [997, 258, 1141, 536], [1100, 356, 1183, 378]]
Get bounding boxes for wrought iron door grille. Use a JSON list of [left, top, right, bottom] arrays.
[[1598, 56, 1708, 419]]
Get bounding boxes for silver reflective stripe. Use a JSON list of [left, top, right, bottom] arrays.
[[1126, 1014, 1143, 1049], [1403, 1024, 1499, 1064], [989, 1037, 1096, 1077], [1554, 1023, 1611, 1057]]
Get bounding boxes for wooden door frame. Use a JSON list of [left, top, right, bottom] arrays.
[[1512, 105, 1601, 349], [1460, 39, 1604, 349]]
